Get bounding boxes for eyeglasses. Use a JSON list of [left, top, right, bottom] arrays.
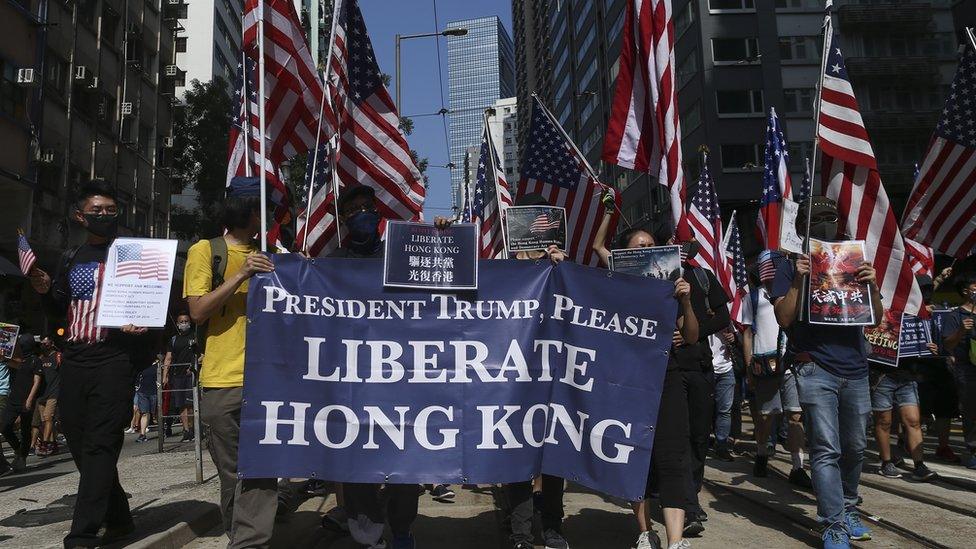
[[82, 207, 120, 216], [810, 213, 838, 224]]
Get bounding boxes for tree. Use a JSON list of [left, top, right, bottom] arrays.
[[169, 79, 233, 240]]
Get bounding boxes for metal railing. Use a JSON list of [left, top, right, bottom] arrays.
[[155, 359, 204, 483]]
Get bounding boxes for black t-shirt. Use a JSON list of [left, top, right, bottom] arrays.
[[136, 363, 158, 396], [167, 334, 197, 375], [38, 352, 61, 401], [942, 307, 975, 367], [8, 356, 42, 408], [45, 243, 147, 367], [670, 268, 730, 372]]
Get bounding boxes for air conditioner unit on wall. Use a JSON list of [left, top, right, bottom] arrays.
[[74, 65, 89, 80], [86, 76, 99, 90], [40, 149, 57, 164], [121, 102, 133, 116], [163, 136, 175, 148], [17, 68, 38, 85], [165, 65, 179, 77]]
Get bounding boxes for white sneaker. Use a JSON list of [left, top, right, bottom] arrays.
[[124, 427, 136, 434], [635, 530, 662, 549], [667, 540, 690, 549]]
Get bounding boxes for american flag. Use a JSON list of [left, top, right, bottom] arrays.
[[796, 156, 812, 205], [296, 0, 424, 257], [519, 96, 620, 266], [461, 118, 512, 258], [602, 0, 687, 241], [757, 249, 781, 284], [67, 261, 108, 344], [115, 243, 169, 281], [818, 31, 923, 317], [687, 157, 734, 300], [757, 108, 792, 251], [530, 212, 562, 234], [724, 213, 751, 330], [902, 44, 976, 259], [17, 232, 36, 275], [904, 163, 936, 279]]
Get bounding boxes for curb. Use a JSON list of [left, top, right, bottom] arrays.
[[125, 503, 222, 549]]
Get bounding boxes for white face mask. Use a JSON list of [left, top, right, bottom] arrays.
[[177, 322, 191, 332]]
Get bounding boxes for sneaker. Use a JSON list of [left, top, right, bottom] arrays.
[[666, 541, 691, 549], [934, 444, 961, 463], [891, 455, 905, 468], [392, 534, 415, 549], [682, 519, 704, 537], [697, 509, 708, 522], [180, 430, 194, 442], [543, 528, 569, 549], [821, 523, 851, 549], [753, 455, 768, 478], [100, 522, 135, 545], [124, 427, 136, 434], [877, 461, 900, 479], [321, 506, 349, 533], [513, 543, 533, 549], [430, 483, 455, 503], [714, 444, 733, 462], [135, 434, 148, 443], [843, 509, 871, 541], [912, 463, 937, 482], [635, 530, 663, 549], [789, 468, 813, 489]]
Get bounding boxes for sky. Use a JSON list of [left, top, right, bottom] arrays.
[[357, 0, 514, 219]]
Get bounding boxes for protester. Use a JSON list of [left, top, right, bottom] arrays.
[[942, 270, 976, 469], [163, 313, 197, 442], [34, 335, 62, 456], [0, 334, 42, 474], [918, 267, 961, 463], [742, 262, 810, 489], [593, 205, 702, 549], [709, 330, 737, 462], [0, 344, 10, 476], [28, 180, 146, 547], [133, 357, 159, 443], [771, 196, 882, 549], [185, 176, 279, 548], [327, 185, 421, 549]]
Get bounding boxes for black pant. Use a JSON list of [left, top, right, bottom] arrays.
[[505, 474, 565, 544], [59, 360, 135, 548], [0, 406, 32, 465], [343, 483, 420, 538], [647, 369, 692, 509], [685, 369, 714, 517]]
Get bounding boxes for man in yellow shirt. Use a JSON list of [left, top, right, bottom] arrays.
[[184, 177, 276, 548]]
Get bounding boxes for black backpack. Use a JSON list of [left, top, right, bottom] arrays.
[[195, 237, 228, 352]]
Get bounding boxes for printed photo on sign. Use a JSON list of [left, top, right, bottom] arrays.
[[384, 221, 478, 290], [865, 309, 902, 367], [899, 315, 933, 358], [503, 206, 567, 254], [0, 323, 20, 359], [95, 237, 178, 328], [609, 245, 681, 281], [807, 238, 875, 326]]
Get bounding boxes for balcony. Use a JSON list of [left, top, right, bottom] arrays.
[[837, 3, 933, 31], [844, 56, 939, 82]]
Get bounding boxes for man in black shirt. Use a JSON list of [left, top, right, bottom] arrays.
[[35, 335, 62, 456], [163, 313, 197, 442], [0, 334, 43, 475], [28, 181, 147, 548]]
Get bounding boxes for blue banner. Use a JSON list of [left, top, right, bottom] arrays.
[[239, 255, 676, 500]]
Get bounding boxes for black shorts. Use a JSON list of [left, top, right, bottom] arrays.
[[168, 374, 195, 410]]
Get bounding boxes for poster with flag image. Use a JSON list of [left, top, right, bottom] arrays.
[[503, 206, 567, 254], [0, 323, 20, 359], [609, 246, 681, 281], [808, 238, 875, 326], [95, 237, 178, 328], [865, 309, 902, 367]]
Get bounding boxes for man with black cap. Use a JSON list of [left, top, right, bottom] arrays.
[[28, 180, 149, 547], [327, 184, 422, 549], [770, 196, 883, 549], [0, 334, 42, 475], [184, 176, 278, 548]]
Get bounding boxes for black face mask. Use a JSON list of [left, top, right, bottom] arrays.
[[83, 213, 119, 238], [346, 210, 381, 254], [808, 221, 839, 241]]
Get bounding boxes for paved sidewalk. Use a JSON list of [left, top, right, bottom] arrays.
[[0, 447, 217, 549]]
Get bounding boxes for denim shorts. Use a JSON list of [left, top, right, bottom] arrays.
[[870, 374, 919, 412], [754, 370, 801, 415], [135, 392, 157, 414]]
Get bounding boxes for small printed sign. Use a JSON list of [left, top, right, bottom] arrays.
[[780, 198, 804, 254], [898, 315, 934, 358], [96, 237, 178, 328], [865, 310, 902, 367], [807, 239, 875, 326], [383, 221, 478, 290], [503, 206, 567, 254], [0, 323, 20, 359], [609, 245, 682, 281]]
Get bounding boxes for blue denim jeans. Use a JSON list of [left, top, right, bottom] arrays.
[[713, 369, 735, 443], [794, 361, 870, 525]]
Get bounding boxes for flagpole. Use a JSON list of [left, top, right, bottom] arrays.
[[806, 5, 833, 255], [257, 0, 268, 253], [966, 27, 976, 52], [241, 49, 253, 178], [531, 93, 631, 228], [723, 210, 737, 249]]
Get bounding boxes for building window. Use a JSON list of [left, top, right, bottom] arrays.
[[783, 88, 815, 114], [681, 100, 702, 134], [779, 36, 821, 61], [720, 144, 762, 171], [0, 60, 26, 122], [708, 0, 755, 12], [677, 50, 698, 89], [45, 52, 69, 99], [787, 141, 814, 170], [78, 0, 96, 28], [577, 63, 597, 93], [716, 89, 764, 116], [576, 27, 597, 65], [675, 2, 694, 37], [139, 123, 153, 157], [176, 37, 187, 53], [775, 0, 821, 8], [101, 5, 121, 48], [711, 38, 759, 64], [574, 0, 593, 35]]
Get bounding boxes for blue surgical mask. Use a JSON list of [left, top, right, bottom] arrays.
[[346, 210, 381, 253]]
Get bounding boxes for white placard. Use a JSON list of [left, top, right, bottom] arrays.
[[95, 237, 178, 328], [780, 198, 804, 254]]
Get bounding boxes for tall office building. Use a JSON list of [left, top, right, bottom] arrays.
[[514, 0, 965, 249], [175, 0, 244, 97], [461, 96, 519, 206], [446, 16, 515, 211]]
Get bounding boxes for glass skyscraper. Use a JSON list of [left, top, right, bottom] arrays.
[[447, 16, 516, 210]]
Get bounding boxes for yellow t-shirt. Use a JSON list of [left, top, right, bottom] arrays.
[[183, 238, 256, 388]]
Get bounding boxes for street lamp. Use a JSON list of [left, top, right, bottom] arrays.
[[395, 27, 468, 113]]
